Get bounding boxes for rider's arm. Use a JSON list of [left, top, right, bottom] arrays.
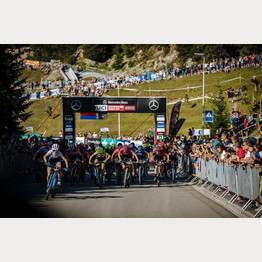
[[132, 152, 139, 162], [63, 157, 69, 168]]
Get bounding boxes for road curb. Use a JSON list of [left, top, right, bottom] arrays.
[[192, 184, 253, 218]]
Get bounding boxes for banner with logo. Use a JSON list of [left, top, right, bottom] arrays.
[[169, 101, 182, 136], [84, 137, 101, 147], [173, 118, 185, 136], [101, 138, 117, 147]]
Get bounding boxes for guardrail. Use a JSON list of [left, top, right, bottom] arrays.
[[0, 153, 35, 179], [180, 155, 262, 217]]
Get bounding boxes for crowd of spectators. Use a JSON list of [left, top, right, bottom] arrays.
[[20, 53, 262, 101], [230, 100, 262, 136]]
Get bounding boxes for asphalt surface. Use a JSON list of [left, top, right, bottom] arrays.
[[0, 170, 236, 218]]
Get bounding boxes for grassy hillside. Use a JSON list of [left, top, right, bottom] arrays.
[[21, 67, 262, 137]]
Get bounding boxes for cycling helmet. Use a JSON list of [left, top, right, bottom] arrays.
[[97, 147, 104, 154], [138, 145, 143, 151], [106, 144, 111, 149], [142, 144, 147, 148], [48, 141, 52, 146], [43, 140, 48, 145], [80, 143, 84, 147], [128, 144, 133, 149], [69, 143, 75, 150], [117, 143, 122, 147], [52, 143, 59, 151], [77, 144, 82, 149], [123, 144, 128, 150], [112, 143, 116, 147]]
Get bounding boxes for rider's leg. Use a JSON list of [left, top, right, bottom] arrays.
[[56, 162, 62, 185], [47, 167, 51, 184]]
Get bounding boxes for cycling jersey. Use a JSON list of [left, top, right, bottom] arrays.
[[119, 148, 134, 161], [134, 149, 148, 160], [45, 150, 65, 167], [65, 149, 83, 162], [153, 150, 167, 161], [92, 151, 109, 161]]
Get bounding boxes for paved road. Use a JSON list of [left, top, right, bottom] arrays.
[[0, 171, 236, 218]]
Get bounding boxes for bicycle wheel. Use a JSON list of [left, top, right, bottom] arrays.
[[117, 167, 122, 185], [45, 174, 55, 200], [94, 168, 98, 186], [98, 169, 103, 189], [157, 166, 161, 187], [70, 166, 76, 186], [124, 168, 128, 188], [138, 166, 143, 185]]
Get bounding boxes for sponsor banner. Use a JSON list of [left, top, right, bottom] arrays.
[[84, 138, 101, 147], [63, 97, 166, 114], [124, 105, 136, 111], [157, 125, 165, 128], [107, 105, 125, 111], [117, 140, 130, 145], [65, 128, 73, 132], [75, 137, 85, 144], [65, 125, 73, 128], [131, 140, 143, 147], [107, 105, 136, 112], [157, 128, 165, 132], [169, 101, 182, 136], [65, 135, 73, 140], [26, 126, 33, 131], [100, 127, 109, 133], [101, 138, 117, 147]]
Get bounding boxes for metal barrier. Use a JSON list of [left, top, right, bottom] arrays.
[[180, 155, 262, 215], [0, 153, 34, 179]]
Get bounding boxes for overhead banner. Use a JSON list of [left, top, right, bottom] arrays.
[[169, 101, 182, 136], [63, 97, 166, 114]]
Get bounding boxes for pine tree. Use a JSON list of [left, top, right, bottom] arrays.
[[207, 84, 230, 135], [0, 46, 32, 136]]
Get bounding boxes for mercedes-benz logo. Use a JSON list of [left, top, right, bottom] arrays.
[[71, 100, 82, 111], [149, 100, 159, 111], [102, 100, 107, 105]]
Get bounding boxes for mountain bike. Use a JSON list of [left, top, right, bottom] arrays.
[[69, 160, 81, 186], [105, 159, 114, 183], [122, 160, 133, 188], [114, 160, 122, 185], [155, 160, 165, 187], [137, 160, 147, 185], [93, 161, 105, 189], [45, 164, 62, 200]]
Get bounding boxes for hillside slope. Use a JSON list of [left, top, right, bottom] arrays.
[[21, 67, 262, 137]]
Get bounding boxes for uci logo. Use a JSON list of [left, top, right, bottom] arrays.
[[95, 105, 107, 111]]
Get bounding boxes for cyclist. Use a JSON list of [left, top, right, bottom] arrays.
[[89, 147, 111, 177], [43, 144, 69, 189], [119, 144, 139, 178], [152, 145, 169, 180], [134, 145, 149, 177], [65, 143, 84, 177], [111, 143, 123, 160]]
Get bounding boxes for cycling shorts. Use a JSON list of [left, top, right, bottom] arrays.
[[47, 159, 61, 170]]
